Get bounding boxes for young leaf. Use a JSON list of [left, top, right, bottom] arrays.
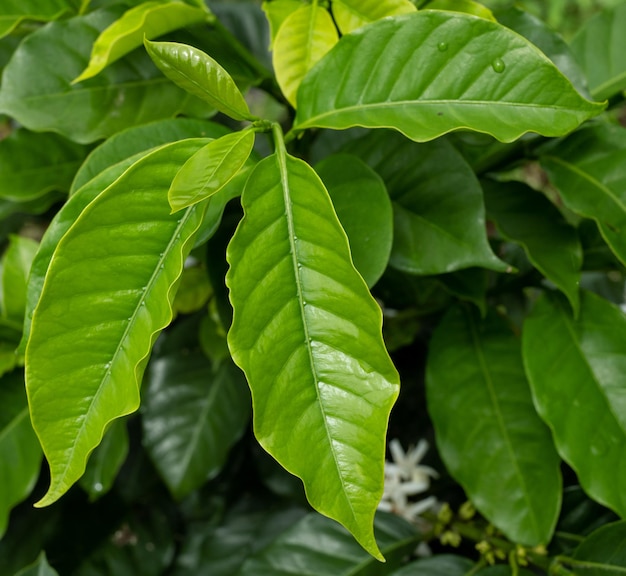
[[331, 0, 416, 36], [315, 153, 393, 287], [226, 141, 400, 559], [0, 0, 72, 39], [0, 130, 88, 202], [144, 39, 254, 121], [273, 4, 338, 107], [1, 235, 38, 323], [0, 9, 202, 143], [570, 2, 626, 101], [294, 11, 605, 142], [74, 1, 212, 83], [523, 291, 626, 518], [425, 0, 495, 21], [540, 123, 626, 269], [482, 179, 582, 314], [262, 0, 303, 48], [25, 139, 212, 506], [0, 371, 42, 539], [14, 553, 59, 576], [168, 129, 255, 213], [571, 521, 626, 574], [427, 306, 562, 546]]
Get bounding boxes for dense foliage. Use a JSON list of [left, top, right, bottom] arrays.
[[2, 0, 626, 573]]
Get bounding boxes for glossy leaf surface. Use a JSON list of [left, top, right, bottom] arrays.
[[169, 129, 255, 212], [15, 553, 59, 576], [343, 131, 507, 274], [294, 11, 604, 142], [427, 306, 561, 545], [26, 139, 211, 506], [572, 521, 626, 574], [262, 0, 302, 48], [1, 235, 38, 323], [331, 0, 416, 35], [483, 179, 582, 314], [273, 4, 338, 107], [0, 130, 88, 202], [523, 291, 626, 518], [145, 39, 253, 120], [142, 318, 250, 499], [315, 153, 393, 287], [226, 147, 400, 558], [74, 1, 211, 82], [0, 0, 72, 38], [540, 123, 626, 268], [389, 555, 473, 576], [570, 2, 626, 100], [0, 371, 42, 539], [426, 0, 495, 21], [0, 9, 200, 143], [238, 512, 417, 575]]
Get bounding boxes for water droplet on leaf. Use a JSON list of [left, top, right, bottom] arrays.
[[437, 42, 448, 52], [491, 58, 505, 73]]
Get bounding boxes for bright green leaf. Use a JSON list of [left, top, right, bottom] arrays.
[[0, 9, 202, 144], [1, 235, 38, 323], [570, 2, 626, 101], [0, 130, 88, 202], [273, 4, 338, 107], [261, 0, 302, 48], [238, 512, 417, 575], [169, 129, 255, 213], [425, 0, 494, 21], [540, 123, 626, 269], [483, 179, 582, 314], [14, 552, 59, 576], [427, 306, 562, 546], [226, 143, 400, 559], [343, 131, 507, 274], [142, 319, 250, 499], [389, 555, 473, 576], [0, 0, 72, 39], [571, 521, 626, 574], [315, 153, 393, 287], [332, 0, 416, 35], [0, 370, 42, 539], [74, 1, 212, 83], [25, 138, 212, 506], [78, 418, 129, 501], [294, 11, 605, 142], [145, 39, 253, 121], [523, 290, 626, 519]]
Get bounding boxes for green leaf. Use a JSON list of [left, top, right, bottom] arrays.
[[0, 9, 202, 144], [523, 290, 626, 519], [0, 370, 42, 539], [540, 123, 626, 269], [483, 179, 582, 314], [25, 138, 211, 506], [0, 130, 88, 202], [226, 141, 400, 559], [78, 419, 129, 501], [144, 39, 254, 121], [314, 153, 393, 287], [1, 234, 38, 323], [438, 268, 488, 316], [74, 1, 212, 83], [570, 2, 626, 101], [238, 512, 417, 575], [172, 265, 212, 314], [294, 11, 605, 142], [389, 555, 473, 576], [169, 129, 255, 213], [425, 0, 495, 21], [71, 118, 229, 194], [572, 520, 626, 574], [331, 0, 416, 36], [427, 306, 561, 546], [343, 131, 507, 274], [142, 320, 250, 499], [273, 4, 338, 107], [261, 0, 303, 48], [14, 552, 59, 576], [0, 0, 73, 39]]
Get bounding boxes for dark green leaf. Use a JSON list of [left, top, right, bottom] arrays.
[[475, 568, 535, 576], [483, 179, 582, 314], [315, 153, 393, 287], [0, 130, 88, 202], [0, 9, 202, 143], [389, 555, 473, 576], [570, 2, 626, 100], [437, 268, 488, 316], [1, 234, 38, 323], [26, 139, 211, 506], [571, 520, 626, 574], [14, 552, 59, 576], [294, 11, 604, 142], [540, 123, 626, 269], [226, 144, 399, 559], [427, 306, 561, 545], [0, 1, 73, 38]]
